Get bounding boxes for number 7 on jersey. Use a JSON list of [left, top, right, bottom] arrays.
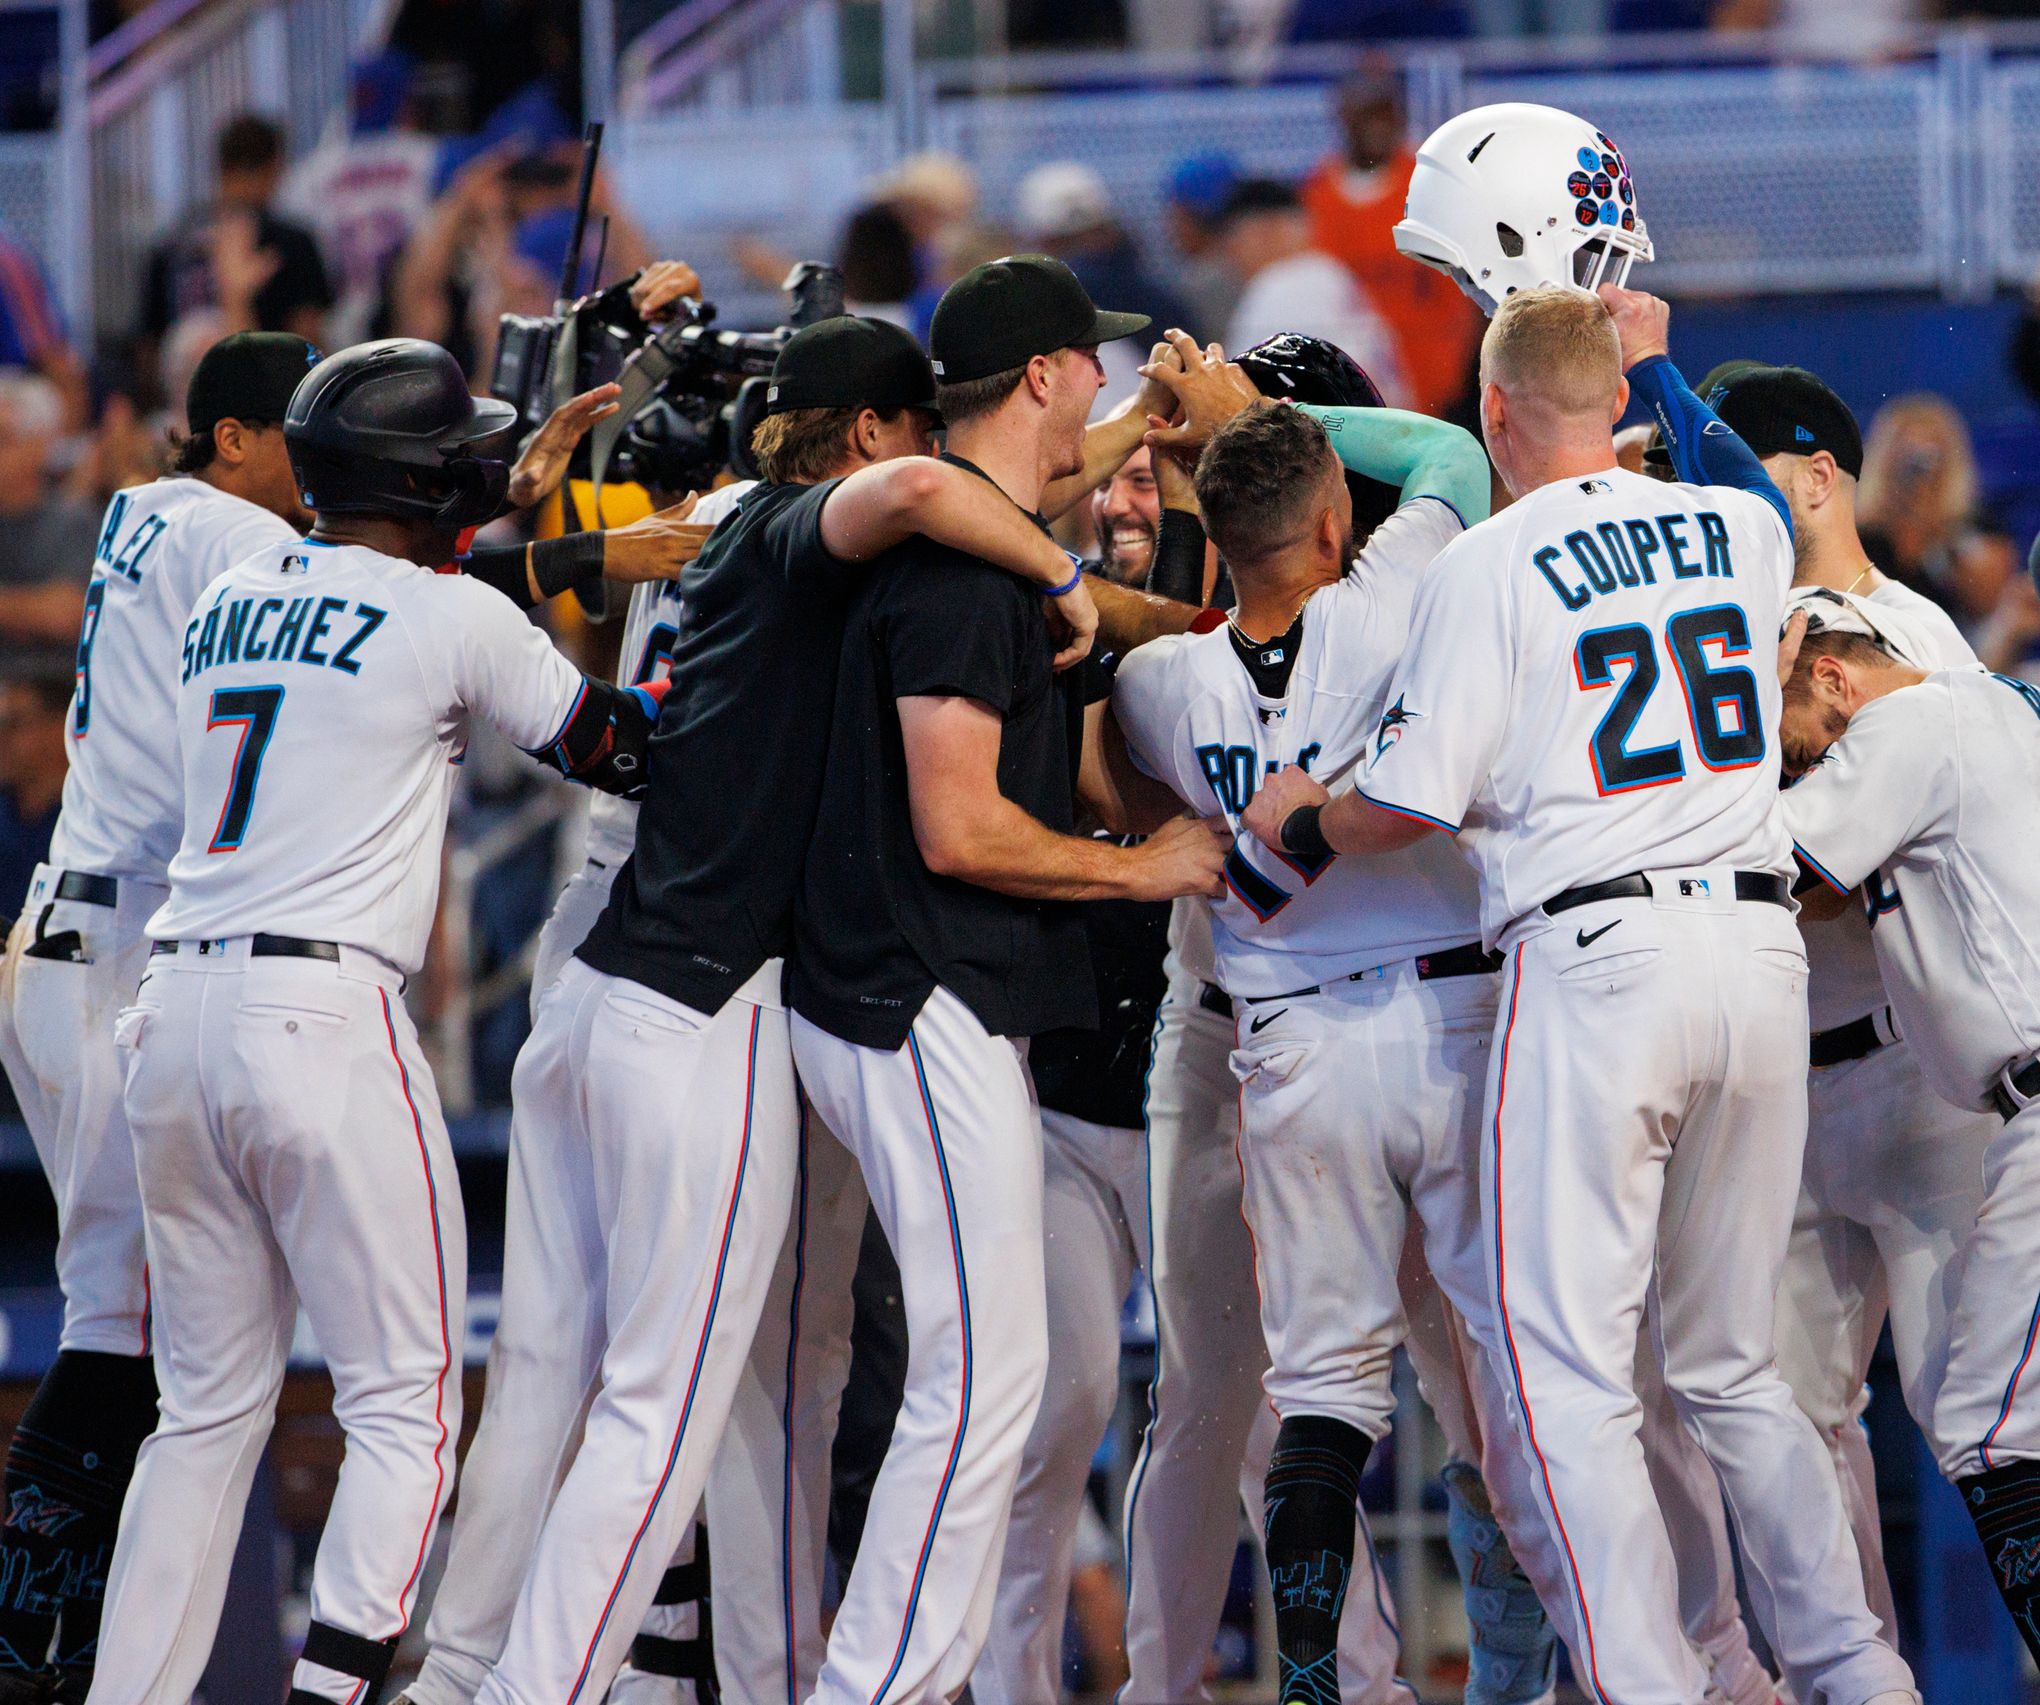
[[206, 685, 284, 853]]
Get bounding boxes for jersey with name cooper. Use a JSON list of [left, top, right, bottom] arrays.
[[575, 477, 851, 1015], [788, 486, 1098, 1052]]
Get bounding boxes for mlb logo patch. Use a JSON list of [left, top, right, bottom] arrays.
[[1578, 478, 1611, 495]]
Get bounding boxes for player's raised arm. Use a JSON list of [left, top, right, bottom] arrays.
[[1297, 404, 1491, 525], [1599, 283, 1791, 538]]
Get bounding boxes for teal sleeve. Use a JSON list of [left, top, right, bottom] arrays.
[[1297, 404, 1491, 526]]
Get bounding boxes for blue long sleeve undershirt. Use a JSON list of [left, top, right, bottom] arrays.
[[1626, 354, 1793, 541]]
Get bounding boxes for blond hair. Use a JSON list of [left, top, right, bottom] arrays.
[[1856, 393, 1978, 544], [750, 407, 869, 485], [1479, 286, 1623, 417]]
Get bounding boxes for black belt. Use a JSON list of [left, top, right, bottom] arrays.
[[1240, 941, 1503, 1006], [1198, 981, 1231, 1018], [1993, 1056, 2040, 1122], [152, 935, 341, 962], [1811, 1009, 1895, 1070], [54, 870, 117, 907], [1542, 870, 1791, 917]]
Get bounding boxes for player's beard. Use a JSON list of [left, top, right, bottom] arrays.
[[1101, 518, 1157, 586]]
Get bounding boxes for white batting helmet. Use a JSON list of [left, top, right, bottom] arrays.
[[1393, 102, 1655, 317]]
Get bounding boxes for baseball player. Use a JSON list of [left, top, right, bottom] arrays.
[[0, 334, 312, 1705], [1778, 604, 2040, 1661], [1107, 396, 1577, 1704], [786, 257, 1232, 1705], [1243, 285, 1916, 1705], [85, 338, 667, 1705]]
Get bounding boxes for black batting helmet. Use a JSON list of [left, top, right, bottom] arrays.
[[285, 339, 517, 528], [1234, 332, 1400, 540]]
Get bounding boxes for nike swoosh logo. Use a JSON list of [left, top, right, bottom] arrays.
[[1249, 1010, 1286, 1034], [1576, 920, 1621, 948]]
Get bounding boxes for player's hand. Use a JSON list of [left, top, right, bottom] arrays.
[[1141, 331, 1259, 455], [1126, 812, 1234, 901], [1132, 337, 1185, 428], [506, 383, 624, 510], [1239, 764, 1332, 852], [1776, 607, 1809, 686], [1597, 282, 1671, 371], [1045, 575, 1098, 672], [629, 259, 702, 324], [602, 493, 715, 583]]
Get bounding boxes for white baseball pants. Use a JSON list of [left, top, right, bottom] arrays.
[[472, 959, 796, 1705], [0, 865, 164, 1354], [94, 940, 463, 1705], [1483, 886, 1913, 1705], [1116, 971, 1482, 1704], [1935, 1097, 2040, 1478], [790, 986, 1049, 1705]]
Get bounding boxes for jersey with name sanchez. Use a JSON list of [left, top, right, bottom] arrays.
[[1362, 466, 1794, 948], [49, 477, 297, 884], [148, 537, 586, 974], [1113, 496, 1478, 999], [1784, 669, 2040, 1110], [580, 479, 753, 869]]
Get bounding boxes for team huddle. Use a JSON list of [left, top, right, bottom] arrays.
[[3, 94, 2039, 1705]]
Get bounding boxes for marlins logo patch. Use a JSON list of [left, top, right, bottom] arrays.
[[1376, 693, 1418, 757]]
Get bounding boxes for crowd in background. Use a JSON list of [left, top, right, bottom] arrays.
[[5, 0, 2040, 1103]]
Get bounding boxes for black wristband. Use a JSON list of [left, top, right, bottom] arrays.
[[531, 530, 608, 601], [1281, 804, 1332, 861], [1146, 505, 1207, 606]]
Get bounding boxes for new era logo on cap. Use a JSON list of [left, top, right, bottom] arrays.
[[1795, 423, 1816, 442]]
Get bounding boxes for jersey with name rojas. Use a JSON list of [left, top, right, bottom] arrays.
[[1363, 466, 1794, 946], [1114, 497, 1478, 998], [1785, 669, 2040, 1109], [50, 478, 298, 884], [148, 538, 585, 973]]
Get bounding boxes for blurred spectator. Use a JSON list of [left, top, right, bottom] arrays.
[[0, 372, 96, 659], [1856, 392, 2015, 635], [62, 392, 164, 511], [0, 672, 70, 917], [381, 144, 656, 389], [1710, 0, 1922, 53], [838, 202, 918, 327], [1470, 0, 1610, 35], [139, 115, 335, 387], [279, 51, 444, 346], [1016, 161, 1196, 397], [1301, 70, 1479, 415], [0, 216, 87, 430], [1222, 178, 1409, 404], [1164, 151, 1244, 344]]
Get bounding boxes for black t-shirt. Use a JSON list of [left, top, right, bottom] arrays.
[[141, 208, 335, 339], [576, 479, 849, 1013], [788, 467, 1097, 1050]]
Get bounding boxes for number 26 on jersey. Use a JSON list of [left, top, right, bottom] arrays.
[[1574, 602, 1764, 794]]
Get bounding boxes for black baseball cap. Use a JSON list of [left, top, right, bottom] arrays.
[[764, 315, 941, 421], [1708, 364, 1864, 478], [187, 331, 322, 438], [929, 254, 1150, 385]]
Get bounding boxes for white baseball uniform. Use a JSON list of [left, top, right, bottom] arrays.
[[1783, 668, 2040, 1478], [91, 536, 603, 1705], [1774, 582, 1994, 1617], [0, 478, 294, 1358], [1361, 464, 1912, 1705], [1113, 497, 1570, 1687]]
